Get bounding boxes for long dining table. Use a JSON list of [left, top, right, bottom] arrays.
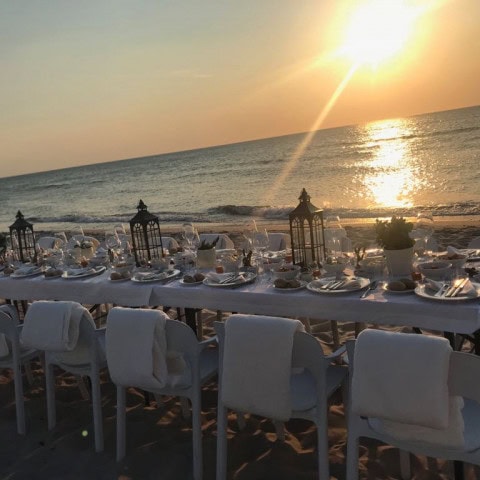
[[1, 269, 479, 351]]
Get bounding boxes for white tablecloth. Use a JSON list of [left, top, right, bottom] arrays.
[[1, 272, 479, 334]]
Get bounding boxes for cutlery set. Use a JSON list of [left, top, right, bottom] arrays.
[[434, 278, 470, 298]]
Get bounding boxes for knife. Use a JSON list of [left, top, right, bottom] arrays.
[[360, 280, 377, 298], [434, 282, 450, 297]]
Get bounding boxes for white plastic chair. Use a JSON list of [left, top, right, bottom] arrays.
[[161, 236, 180, 251], [66, 235, 100, 250], [198, 233, 234, 250], [346, 331, 480, 480], [20, 301, 107, 452], [414, 236, 439, 252], [0, 304, 39, 435], [256, 232, 290, 251], [105, 308, 218, 480], [37, 236, 65, 250], [468, 236, 480, 249], [214, 315, 347, 480]]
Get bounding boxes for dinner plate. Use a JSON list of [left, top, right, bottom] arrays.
[[415, 282, 480, 302], [307, 276, 370, 294], [10, 267, 44, 278], [273, 280, 307, 292], [203, 271, 257, 288], [62, 265, 106, 279], [131, 269, 181, 283]]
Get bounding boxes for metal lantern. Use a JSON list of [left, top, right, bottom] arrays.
[[9, 210, 36, 263], [129, 200, 164, 266], [289, 189, 326, 267]]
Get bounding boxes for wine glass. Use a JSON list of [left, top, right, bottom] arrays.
[[415, 212, 434, 255], [325, 215, 344, 256], [242, 220, 258, 251], [182, 223, 195, 250]]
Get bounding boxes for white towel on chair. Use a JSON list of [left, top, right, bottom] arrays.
[[352, 329, 461, 434], [21, 301, 83, 352], [106, 307, 169, 391], [221, 314, 305, 421]]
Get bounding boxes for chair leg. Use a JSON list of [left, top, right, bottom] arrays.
[[13, 361, 26, 435], [331, 320, 340, 350], [346, 431, 359, 480], [316, 415, 329, 480], [191, 392, 203, 480], [180, 397, 191, 419], [45, 362, 56, 430], [399, 450, 411, 480], [116, 386, 126, 462], [216, 404, 228, 480], [90, 371, 104, 452], [274, 421, 285, 442], [197, 310, 203, 340]]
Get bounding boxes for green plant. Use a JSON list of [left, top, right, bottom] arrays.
[[375, 216, 415, 250], [197, 236, 219, 250]]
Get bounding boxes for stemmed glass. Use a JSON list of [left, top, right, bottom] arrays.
[[416, 212, 434, 255], [242, 220, 258, 252], [253, 228, 269, 276], [182, 223, 196, 251], [325, 215, 343, 257]]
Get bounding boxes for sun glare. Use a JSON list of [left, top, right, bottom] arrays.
[[340, 0, 417, 66]]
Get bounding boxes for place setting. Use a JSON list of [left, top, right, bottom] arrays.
[[415, 276, 480, 302], [202, 270, 257, 288], [62, 265, 107, 280]]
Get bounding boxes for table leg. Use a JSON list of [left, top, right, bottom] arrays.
[[184, 308, 197, 335]]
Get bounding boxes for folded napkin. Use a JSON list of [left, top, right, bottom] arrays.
[[342, 278, 362, 289], [106, 307, 169, 390], [21, 301, 84, 352], [66, 267, 95, 276], [14, 265, 40, 275], [447, 245, 463, 257], [425, 278, 475, 296], [205, 271, 246, 284], [221, 314, 305, 421], [134, 271, 168, 281]]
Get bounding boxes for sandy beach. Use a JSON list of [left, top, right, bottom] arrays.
[[2, 221, 480, 479]]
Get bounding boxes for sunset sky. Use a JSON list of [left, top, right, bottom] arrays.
[[2, 0, 479, 178]]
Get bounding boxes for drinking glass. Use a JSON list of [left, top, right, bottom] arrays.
[[182, 223, 195, 250], [416, 212, 434, 254], [325, 215, 344, 256], [243, 220, 258, 251]]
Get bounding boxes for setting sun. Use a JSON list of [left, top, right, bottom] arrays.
[[340, 0, 418, 66]]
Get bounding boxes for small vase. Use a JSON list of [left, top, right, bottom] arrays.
[[384, 247, 414, 277], [196, 248, 216, 269]]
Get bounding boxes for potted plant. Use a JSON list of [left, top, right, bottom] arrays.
[[375, 216, 415, 277], [196, 236, 219, 269]]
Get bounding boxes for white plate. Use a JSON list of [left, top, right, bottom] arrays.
[[203, 271, 257, 288], [62, 266, 106, 279], [415, 283, 479, 302], [383, 283, 416, 294], [131, 269, 181, 283], [10, 267, 44, 278], [273, 280, 307, 292], [307, 276, 370, 294]]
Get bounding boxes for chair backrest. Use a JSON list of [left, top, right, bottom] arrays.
[[67, 235, 100, 250], [214, 315, 327, 420], [199, 233, 234, 250], [347, 331, 480, 448], [161, 236, 180, 251], [37, 236, 63, 250], [256, 232, 290, 251], [20, 301, 99, 367], [468, 236, 480, 249], [414, 236, 439, 252], [106, 308, 200, 391]]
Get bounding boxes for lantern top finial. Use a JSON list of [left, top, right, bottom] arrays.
[[137, 199, 148, 211], [298, 188, 310, 203]]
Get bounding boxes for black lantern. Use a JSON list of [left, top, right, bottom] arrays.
[[289, 189, 325, 267], [129, 200, 164, 266], [9, 210, 36, 263]]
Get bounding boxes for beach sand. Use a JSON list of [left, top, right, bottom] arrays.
[[2, 222, 480, 479]]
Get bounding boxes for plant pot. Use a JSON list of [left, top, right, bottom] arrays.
[[196, 248, 216, 269], [384, 247, 414, 277]]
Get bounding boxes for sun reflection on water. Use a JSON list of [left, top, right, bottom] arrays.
[[360, 118, 416, 208]]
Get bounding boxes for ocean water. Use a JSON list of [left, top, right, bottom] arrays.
[[0, 105, 479, 234]]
